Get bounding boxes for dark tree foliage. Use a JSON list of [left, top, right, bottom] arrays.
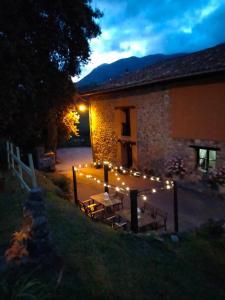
[[0, 0, 101, 152]]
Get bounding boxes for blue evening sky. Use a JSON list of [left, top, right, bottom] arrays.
[[73, 0, 225, 81]]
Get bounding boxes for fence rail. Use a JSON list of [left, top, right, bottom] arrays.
[[6, 141, 37, 192]]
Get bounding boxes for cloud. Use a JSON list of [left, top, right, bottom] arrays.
[[73, 0, 225, 81]]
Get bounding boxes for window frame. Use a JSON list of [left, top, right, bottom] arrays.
[[190, 145, 219, 172]]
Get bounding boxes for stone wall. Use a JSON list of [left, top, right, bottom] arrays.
[[88, 84, 225, 174], [90, 99, 118, 163]]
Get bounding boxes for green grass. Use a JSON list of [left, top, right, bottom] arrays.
[[1, 170, 225, 299]]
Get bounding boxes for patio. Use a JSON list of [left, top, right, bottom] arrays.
[[56, 147, 225, 233]]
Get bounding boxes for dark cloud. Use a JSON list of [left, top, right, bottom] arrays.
[[95, 0, 225, 54], [74, 0, 225, 80]]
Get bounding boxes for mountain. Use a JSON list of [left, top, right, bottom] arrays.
[[76, 53, 186, 90]]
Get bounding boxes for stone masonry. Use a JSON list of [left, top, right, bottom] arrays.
[[88, 86, 225, 174]]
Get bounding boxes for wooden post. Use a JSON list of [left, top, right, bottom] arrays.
[[173, 181, 179, 233], [28, 153, 37, 188], [10, 143, 15, 174], [72, 166, 79, 205], [6, 141, 10, 169], [104, 163, 109, 193], [16, 147, 23, 188], [130, 189, 138, 233]]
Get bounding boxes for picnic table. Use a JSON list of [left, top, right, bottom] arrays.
[[90, 193, 122, 210]]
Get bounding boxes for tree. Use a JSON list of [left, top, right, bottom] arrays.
[[0, 0, 102, 152]]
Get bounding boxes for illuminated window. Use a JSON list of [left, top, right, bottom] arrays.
[[197, 148, 217, 171]]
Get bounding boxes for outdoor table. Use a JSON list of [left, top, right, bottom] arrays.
[[90, 193, 122, 211], [116, 209, 160, 229]]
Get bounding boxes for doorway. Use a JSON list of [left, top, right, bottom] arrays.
[[121, 142, 133, 168]]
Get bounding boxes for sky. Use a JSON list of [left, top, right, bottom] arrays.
[[73, 0, 225, 82]]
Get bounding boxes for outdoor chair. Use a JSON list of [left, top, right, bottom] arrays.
[[86, 205, 105, 220], [144, 203, 168, 231], [104, 215, 127, 230], [110, 191, 124, 210], [78, 199, 96, 213]]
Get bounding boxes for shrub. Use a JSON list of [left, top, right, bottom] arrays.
[[208, 166, 225, 186], [165, 156, 186, 178]]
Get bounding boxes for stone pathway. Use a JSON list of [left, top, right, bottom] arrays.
[[56, 147, 225, 232]]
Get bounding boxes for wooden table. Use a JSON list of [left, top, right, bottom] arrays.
[[90, 193, 122, 209], [116, 209, 160, 228]]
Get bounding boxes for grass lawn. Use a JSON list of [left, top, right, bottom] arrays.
[[1, 170, 225, 299]]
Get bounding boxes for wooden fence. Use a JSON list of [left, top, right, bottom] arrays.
[[6, 141, 37, 192]]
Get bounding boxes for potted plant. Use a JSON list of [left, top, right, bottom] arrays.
[[165, 156, 186, 181]]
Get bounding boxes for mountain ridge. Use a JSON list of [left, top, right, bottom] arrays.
[[76, 52, 186, 90]]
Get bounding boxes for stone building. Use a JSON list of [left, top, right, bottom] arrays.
[[81, 44, 225, 174]]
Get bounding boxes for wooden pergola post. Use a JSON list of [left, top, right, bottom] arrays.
[[130, 189, 138, 233], [104, 163, 109, 193], [72, 166, 79, 205], [173, 181, 179, 233]]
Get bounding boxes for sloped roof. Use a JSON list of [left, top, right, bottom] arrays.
[[82, 43, 225, 95]]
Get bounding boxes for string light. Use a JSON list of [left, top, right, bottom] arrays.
[[74, 161, 174, 196]]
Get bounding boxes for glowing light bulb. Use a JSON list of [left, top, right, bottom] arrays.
[[143, 175, 147, 179], [126, 187, 130, 191], [143, 196, 147, 201], [117, 177, 120, 181], [122, 182, 125, 186], [152, 188, 156, 193], [78, 104, 87, 112], [116, 187, 120, 191]]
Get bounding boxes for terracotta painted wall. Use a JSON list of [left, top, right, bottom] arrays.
[[171, 81, 225, 141]]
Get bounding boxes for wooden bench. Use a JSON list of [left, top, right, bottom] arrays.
[[78, 199, 105, 220]]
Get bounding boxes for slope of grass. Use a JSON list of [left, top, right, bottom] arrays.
[[1, 170, 225, 300]]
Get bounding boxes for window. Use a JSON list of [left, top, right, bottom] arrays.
[[197, 148, 217, 171], [121, 108, 131, 136]]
